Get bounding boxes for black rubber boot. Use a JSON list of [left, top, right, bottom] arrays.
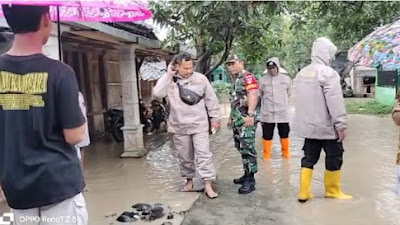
[[238, 173, 256, 194], [234, 172, 256, 185], [233, 173, 246, 184]]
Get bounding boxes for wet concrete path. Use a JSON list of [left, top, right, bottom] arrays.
[[183, 114, 400, 225], [1, 115, 400, 225]]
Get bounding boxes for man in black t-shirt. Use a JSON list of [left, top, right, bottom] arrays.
[[0, 5, 88, 224]]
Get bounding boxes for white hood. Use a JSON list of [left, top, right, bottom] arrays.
[[311, 37, 337, 66], [263, 57, 289, 76]]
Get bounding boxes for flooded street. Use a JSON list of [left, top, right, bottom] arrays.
[[1, 114, 400, 225], [0, 1, 398, 225], [183, 114, 400, 225], [80, 132, 197, 225]]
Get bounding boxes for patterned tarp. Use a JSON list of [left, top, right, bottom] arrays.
[[348, 19, 400, 69]]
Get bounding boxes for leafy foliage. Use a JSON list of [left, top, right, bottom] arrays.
[[237, 1, 400, 75], [151, 1, 400, 78], [291, 1, 400, 50], [150, 1, 283, 76], [212, 80, 232, 103]]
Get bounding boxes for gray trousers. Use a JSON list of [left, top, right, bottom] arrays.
[[173, 132, 216, 181], [12, 193, 88, 225]]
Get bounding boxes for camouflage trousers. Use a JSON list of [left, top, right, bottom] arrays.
[[231, 108, 258, 174]]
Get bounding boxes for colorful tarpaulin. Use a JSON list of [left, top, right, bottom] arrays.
[[348, 19, 400, 69], [0, 0, 152, 22]]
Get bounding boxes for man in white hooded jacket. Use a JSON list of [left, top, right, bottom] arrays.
[[294, 37, 352, 203]]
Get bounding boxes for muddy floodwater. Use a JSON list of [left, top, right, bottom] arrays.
[[183, 114, 400, 225], [1, 114, 400, 225]]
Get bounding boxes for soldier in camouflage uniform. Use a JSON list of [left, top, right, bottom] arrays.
[[225, 54, 260, 194]]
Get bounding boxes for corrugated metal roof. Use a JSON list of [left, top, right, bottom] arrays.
[[139, 59, 167, 81], [354, 65, 377, 77], [103, 22, 158, 40]]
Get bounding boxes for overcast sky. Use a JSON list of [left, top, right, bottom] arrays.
[[143, 0, 169, 41]]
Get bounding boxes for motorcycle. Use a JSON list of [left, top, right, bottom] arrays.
[[107, 108, 124, 142], [150, 100, 167, 131], [107, 100, 168, 141], [142, 109, 155, 135]]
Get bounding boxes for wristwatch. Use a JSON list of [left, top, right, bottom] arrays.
[[247, 112, 255, 117]]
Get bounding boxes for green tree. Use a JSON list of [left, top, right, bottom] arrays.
[[235, 1, 400, 75], [291, 1, 400, 50], [151, 1, 400, 78], [150, 1, 283, 77]]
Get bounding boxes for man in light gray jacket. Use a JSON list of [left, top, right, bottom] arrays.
[[294, 37, 352, 203], [153, 52, 221, 199], [260, 57, 292, 160]]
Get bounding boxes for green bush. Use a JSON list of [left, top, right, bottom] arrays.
[[346, 100, 392, 115], [212, 81, 232, 103]]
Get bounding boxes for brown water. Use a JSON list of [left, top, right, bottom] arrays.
[[81, 132, 199, 225], [1, 114, 400, 225]]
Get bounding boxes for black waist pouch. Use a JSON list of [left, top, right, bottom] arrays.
[[173, 76, 204, 105]]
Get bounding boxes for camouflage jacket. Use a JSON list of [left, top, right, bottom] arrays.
[[230, 70, 260, 117]]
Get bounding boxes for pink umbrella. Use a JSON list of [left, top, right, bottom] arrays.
[[0, 0, 153, 58], [0, 0, 153, 22]]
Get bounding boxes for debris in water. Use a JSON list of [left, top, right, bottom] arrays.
[[150, 205, 165, 220], [121, 211, 139, 218], [116, 215, 136, 223], [141, 215, 147, 220], [105, 213, 117, 218], [116, 211, 139, 223], [132, 203, 152, 211], [161, 222, 173, 225], [178, 210, 189, 217], [117, 203, 173, 222], [142, 209, 150, 216]]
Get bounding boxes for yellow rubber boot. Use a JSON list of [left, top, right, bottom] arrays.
[[280, 138, 290, 159], [324, 170, 353, 199], [263, 139, 272, 160], [298, 168, 314, 203]]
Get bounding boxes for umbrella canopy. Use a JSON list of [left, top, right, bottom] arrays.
[[0, 1, 155, 147], [0, 0, 153, 60], [348, 19, 400, 69], [0, 0, 152, 22]]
